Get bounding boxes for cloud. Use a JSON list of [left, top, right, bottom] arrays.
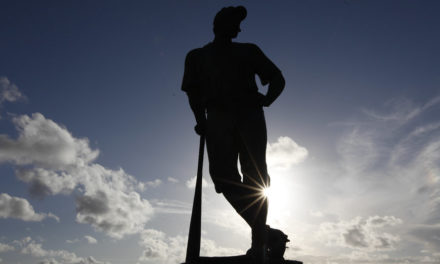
[[138, 229, 170, 260], [186, 176, 211, 189], [19, 237, 109, 264], [0, 113, 154, 238], [84, 235, 97, 244], [16, 164, 154, 239], [362, 96, 440, 124], [0, 77, 26, 118], [0, 113, 99, 169], [138, 179, 162, 191], [266, 136, 308, 170], [74, 183, 153, 239], [66, 239, 80, 244], [337, 128, 379, 176], [0, 193, 58, 222], [137, 229, 241, 264], [0, 242, 14, 252], [47, 213, 60, 222], [203, 207, 249, 237], [334, 96, 440, 234], [151, 199, 191, 214], [293, 253, 440, 264], [39, 259, 105, 264], [318, 216, 402, 251], [410, 224, 440, 251], [338, 96, 440, 178], [167, 177, 179, 183], [76, 191, 110, 215]]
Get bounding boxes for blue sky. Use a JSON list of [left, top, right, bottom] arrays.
[[0, 1, 439, 263]]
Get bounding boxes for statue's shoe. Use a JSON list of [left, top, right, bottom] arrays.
[[266, 225, 290, 260]]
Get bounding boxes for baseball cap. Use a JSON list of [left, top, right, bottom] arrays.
[[213, 6, 247, 31]]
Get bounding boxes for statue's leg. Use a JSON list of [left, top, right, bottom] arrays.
[[206, 110, 242, 194], [206, 109, 266, 228], [238, 108, 269, 257]]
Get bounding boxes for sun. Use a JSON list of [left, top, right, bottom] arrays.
[[263, 186, 273, 198], [262, 173, 295, 223]]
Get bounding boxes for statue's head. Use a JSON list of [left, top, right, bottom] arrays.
[[213, 6, 247, 39]]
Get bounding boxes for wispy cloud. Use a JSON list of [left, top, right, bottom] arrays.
[[409, 224, 440, 252], [167, 177, 179, 183], [362, 96, 440, 124], [318, 216, 402, 251], [139, 179, 162, 191], [186, 176, 211, 189], [65, 239, 80, 244], [84, 235, 97, 244], [0, 77, 26, 118], [151, 199, 191, 214], [333, 95, 440, 254]]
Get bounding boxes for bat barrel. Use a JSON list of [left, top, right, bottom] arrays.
[[185, 135, 205, 263]]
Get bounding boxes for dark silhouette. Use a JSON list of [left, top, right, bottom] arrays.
[[182, 6, 300, 264]]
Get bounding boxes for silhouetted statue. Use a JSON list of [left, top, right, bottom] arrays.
[[182, 6, 286, 264]]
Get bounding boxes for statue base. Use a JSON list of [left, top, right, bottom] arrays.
[[182, 255, 303, 264]]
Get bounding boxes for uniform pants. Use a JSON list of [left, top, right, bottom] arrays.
[[206, 107, 269, 247]]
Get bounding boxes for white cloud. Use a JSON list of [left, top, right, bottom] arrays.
[[38, 259, 60, 264], [333, 97, 440, 234], [74, 182, 153, 239], [0, 113, 154, 238], [0, 242, 14, 252], [186, 176, 211, 189], [16, 168, 78, 197], [410, 224, 440, 251], [138, 179, 162, 190], [19, 237, 109, 264], [16, 164, 154, 239], [203, 207, 249, 237], [0, 193, 58, 222], [340, 96, 440, 179], [151, 199, 191, 214], [337, 128, 378, 176], [66, 239, 79, 244], [48, 213, 60, 222], [0, 113, 99, 169], [138, 229, 170, 260], [266, 136, 308, 170], [167, 177, 179, 183], [84, 235, 97, 244], [0, 77, 26, 118], [318, 216, 402, 251], [137, 229, 241, 264], [362, 96, 440, 124]]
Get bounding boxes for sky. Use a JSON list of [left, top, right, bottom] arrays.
[[0, 0, 439, 263]]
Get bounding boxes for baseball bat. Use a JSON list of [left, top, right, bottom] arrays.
[[185, 135, 205, 263]]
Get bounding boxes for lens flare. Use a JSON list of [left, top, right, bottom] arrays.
[[263, 186, 272, 198]]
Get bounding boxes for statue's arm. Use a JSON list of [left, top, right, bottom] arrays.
[[252, 44, 285, 107], [187, 94, 206, 134], [182, 49, 206, 134], [261, 71, 285, 107]]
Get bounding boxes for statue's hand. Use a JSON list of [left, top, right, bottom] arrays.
[[265, 174, 271, 188], [194, 121, 206, 136], [257, 93, 270, 107]]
